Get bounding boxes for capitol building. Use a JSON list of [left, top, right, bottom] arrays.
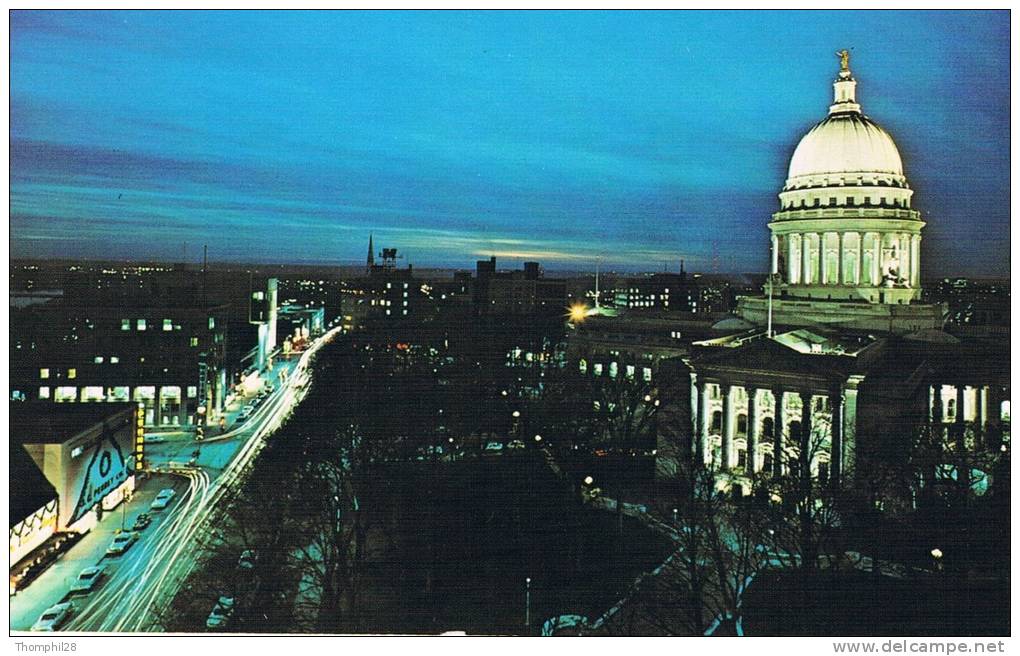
[[643, 53, 1009, 491], [737, 53, 943, 334]]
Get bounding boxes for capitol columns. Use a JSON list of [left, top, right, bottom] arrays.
[[802, 235, 812, 285], [829, 389, 844, 487], [773, 386, 785, 477], [698, 379, 712, 466], [746, 388, 759, 476], [817, 233, 825, 285], [799, 390, 813, 482], [856, 233, 865, 285], [721, 383, 734, 470], [837, 232, 845, 285]]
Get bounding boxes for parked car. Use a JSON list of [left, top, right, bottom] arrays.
[[129, 513, 152, 531], [484, 441, 504, 453], [507, 439, 526, 450], [31, 602, 75, 631], [238, 549, 257, 570], [238, 405, 254, 421], [146, 435, 166, 444], [206, 596, 235, 629], [150, 488, 176, 510], [70, 565, 105, 593], [106, 532, 138, 556]]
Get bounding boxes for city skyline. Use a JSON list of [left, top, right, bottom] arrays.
[[11, 10, 1010, 274]]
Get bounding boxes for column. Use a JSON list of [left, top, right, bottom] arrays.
[[788, 234, 798, 283], [773, 387, 785, 477], [976, 386, 986, 447], [911, 235, 921, 287], [155, 385, 163, 426], [691, 379, 702, 462], [955, 384, 967, 448], [855, 232, 864, 285], [830, 392, 843, 487], [721, 384, 734, 470], [871, 234, 881, 286], [817, 233, 825, 285], [699, 381, 712, 466], [900, 233, 911, 286], [837, 232, 845, 285], [800, 391, 813, 481], [802, 234, 812, 285], [746, 388, 759, 475], [771, 235, 779, 275]]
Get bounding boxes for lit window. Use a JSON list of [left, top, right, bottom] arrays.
[[54, 386, 77, 403], [68, 368, 76, 379], [71, 446, 83, 458], [38, 386, 50, 399], [187, 386, 197, 398], [94, 356, 104, 364], [163, 319, 173, 332], [137, 319, 146, 331], [208, 317, 216, 330], [110, 357, 119, 364], [40, 368, 50, 379], [190, 337, 199, 347], [121, 319, 131, 331]]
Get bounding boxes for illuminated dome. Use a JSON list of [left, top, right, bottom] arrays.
[[787, 113, 903, 181]]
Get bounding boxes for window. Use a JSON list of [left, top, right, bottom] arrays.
[[55, 386, 77, 403], [68, 368, 77, 379], [137, 319, 147, 331], [94, 356, 104, 364], [190, 337, 199, 347], [110, 356, 119, 364], [208, 317, 216, 330], [121, 319, 131, 331], [40, 368, 50, 379], [163, 319, 173, 332], [38, 386, 50, 399], [187, 386, 197, 398], [643, 367, 653, 382]]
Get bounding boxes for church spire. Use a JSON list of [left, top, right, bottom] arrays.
[[367, 233, 375, 272]]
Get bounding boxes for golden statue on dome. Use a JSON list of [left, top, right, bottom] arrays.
[[836, 49, 850, 72]]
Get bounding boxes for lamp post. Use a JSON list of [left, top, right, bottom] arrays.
[[672, 507, 678, 528], [525, 577, 532, 630], [931, 548, 944, 573]]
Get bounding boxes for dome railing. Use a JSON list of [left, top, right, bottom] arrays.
[[772, 207, 920, 221]]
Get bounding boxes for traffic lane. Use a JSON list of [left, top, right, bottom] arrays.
[[9, 475, 190, 632]]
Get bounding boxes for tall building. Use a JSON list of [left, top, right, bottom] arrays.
[[737, 53, 944, 334]]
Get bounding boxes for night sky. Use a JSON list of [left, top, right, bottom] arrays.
[[10, 10, 1010, 275]]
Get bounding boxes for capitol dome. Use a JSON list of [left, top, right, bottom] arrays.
[[787, 113, 903, 181]]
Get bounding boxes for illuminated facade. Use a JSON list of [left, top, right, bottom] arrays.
[[737, 55, 945, 334]]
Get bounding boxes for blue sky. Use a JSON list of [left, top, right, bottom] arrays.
[[10, 10, 1010, 274]]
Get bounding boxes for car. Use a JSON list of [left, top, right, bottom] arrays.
[[265, 384, 275, 394], [238, 405, 254, 420], [70, 565, 105, 593], [129, 513, 152, 531], [238, 549, 257, 570], [31, 602, 75, 631], [484, 441, 504, 452], [507, 439, 525, 450], [206, 596, 235, 629], [150, 488, 176, 510], [147, 435, 166, 444], [106, 532, 138, 555]]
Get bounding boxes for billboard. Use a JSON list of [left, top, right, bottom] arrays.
[[68, 419, 135, 525]]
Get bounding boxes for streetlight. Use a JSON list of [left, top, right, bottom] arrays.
[[534, 434, 542, 443], [931, 548, 944, 572], [584, 476, 594, 486], [512, 410, 521, 418], [525, 577, 532, 629], [672, 507, 678, 527]]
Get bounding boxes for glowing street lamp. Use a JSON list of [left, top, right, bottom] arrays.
[[512, 410, 521, 418], [584, 475, 594, 486], [534, 434, 542, 443], [931, 547, 944, 572], [568, 303, 589, 323]]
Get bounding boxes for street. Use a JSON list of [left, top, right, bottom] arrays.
[[10, 328, 341, 633]]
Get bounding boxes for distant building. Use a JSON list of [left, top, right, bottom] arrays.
[[473, 257, 567, 317], [10, 294, 230, 428]]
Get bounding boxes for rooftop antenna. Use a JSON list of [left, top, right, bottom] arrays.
[[594, 256, 601, 312]]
